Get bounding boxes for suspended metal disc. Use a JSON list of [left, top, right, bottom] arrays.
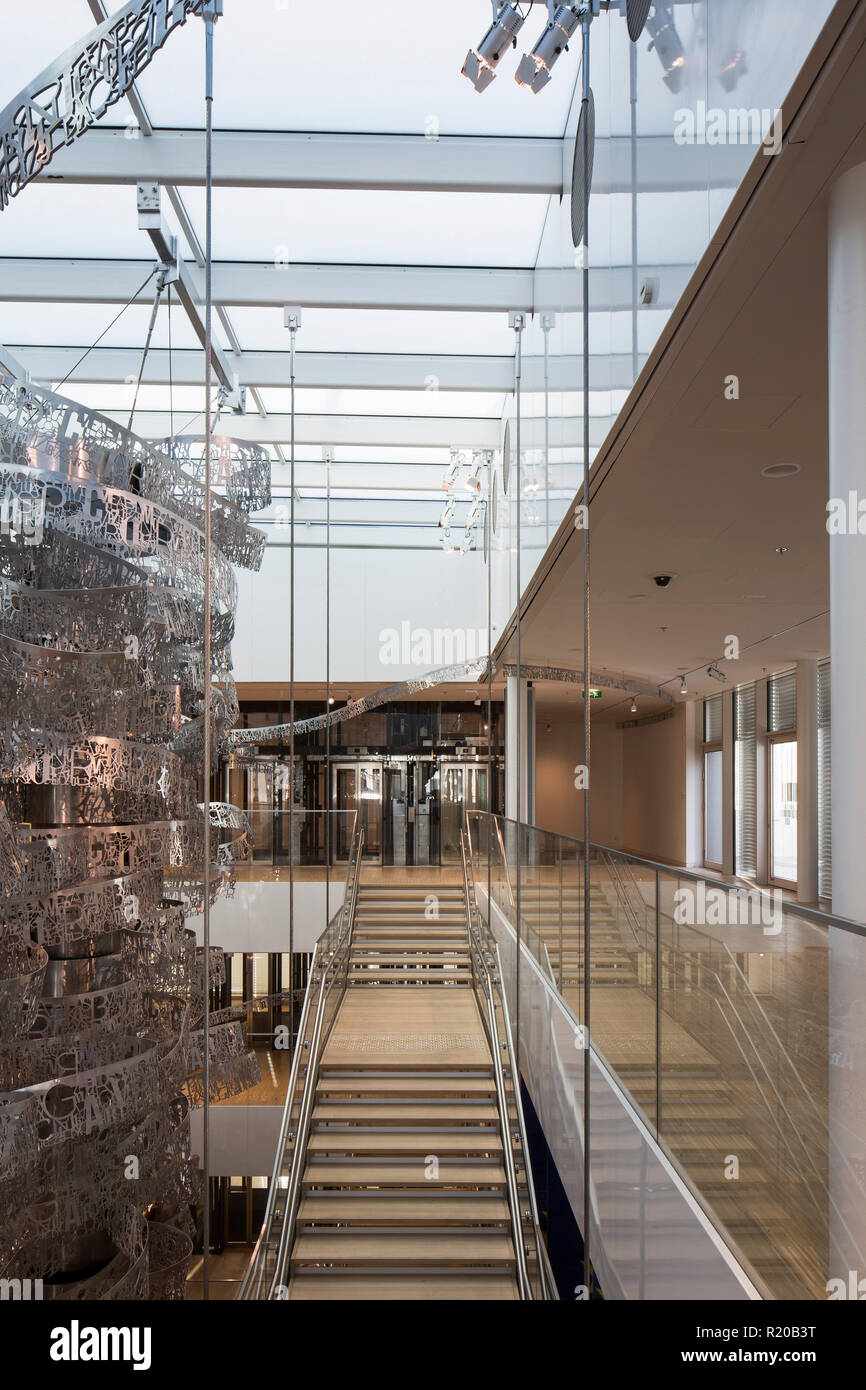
[[501, 424, 511, 496], [570, 87, 595, 249], [627, 0, 652, 42]]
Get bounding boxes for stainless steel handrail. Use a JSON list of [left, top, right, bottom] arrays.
[[461, 826, 555, 1300], [267, 825, 364, 1297], [237, 818, 362, 1300]]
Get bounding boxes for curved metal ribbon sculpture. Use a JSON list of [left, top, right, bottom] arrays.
[[0, 0, 207, 211], [0, 376, 269, 1298]]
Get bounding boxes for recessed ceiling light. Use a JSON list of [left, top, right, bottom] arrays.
[[761, 463, 800, 478]]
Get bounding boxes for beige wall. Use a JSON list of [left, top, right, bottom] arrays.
[[534, 718, 623, 847], [621, 706, 687, 864], [533, 706, 688, 865]]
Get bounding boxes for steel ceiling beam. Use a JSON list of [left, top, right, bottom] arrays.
[[0, 259, 690, 313], [96, 409, 614, 450], [41, 129, 749, 197], [17, 345, 646, 394]]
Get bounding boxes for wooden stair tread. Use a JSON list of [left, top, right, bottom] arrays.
[[316, 1075, 495, 1097], [292, 1232, 515, 1266], [302, 1162, 506, 1187], [297, 1195, 511, 1223], [313, 1103, 499, 1123], [307, 1131, 503, 1154], [287, 1273, 518, 1300]]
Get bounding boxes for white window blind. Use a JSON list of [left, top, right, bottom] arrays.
[[818, 660, 832, 901], [704, 694, 723, 744], [768, 669, 797, 732], [734, 683, 757, 878]]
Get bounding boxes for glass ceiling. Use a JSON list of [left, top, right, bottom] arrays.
[[0, 0, 836, 557]]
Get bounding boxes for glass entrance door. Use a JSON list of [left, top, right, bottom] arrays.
[[246, 763, 273, 862], [332, 762, 382, 862]]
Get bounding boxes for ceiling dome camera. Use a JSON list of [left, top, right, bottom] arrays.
[[653, 573, 677, 588]]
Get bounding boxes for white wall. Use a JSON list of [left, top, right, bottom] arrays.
[[189, 881, 344, 955], [233, 544, 489, 684]]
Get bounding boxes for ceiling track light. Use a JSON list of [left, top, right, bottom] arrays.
[[464, 453, 484, 492], [439, 497, 456, 529], [646, 1, 686, 93], [442, 448, 464, 492], [707, 663, 727, 683], [462, 1, 646, 99], [630, 697, 638, 714], [680, 675, 688, 695], [462, 2, 526, 93], [516, 2, 582, 95]]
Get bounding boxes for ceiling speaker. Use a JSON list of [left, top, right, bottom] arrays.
[[627, 0, 652, 42], [501, 425, 511, 497], [570, 87, 595, 248]]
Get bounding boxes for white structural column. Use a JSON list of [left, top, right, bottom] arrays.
[[827, 161, 866, 1280], [505, 676, 535, 824], [796, 659, 819, 905]]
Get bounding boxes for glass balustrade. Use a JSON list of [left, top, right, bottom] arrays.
[[466, 809, 865, 1301]]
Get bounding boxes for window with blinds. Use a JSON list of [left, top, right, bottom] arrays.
[[768, 669, 797, 732], [818, 660, 832, 901], [703, 694, 723, 745], [734, 683, 757, 878]]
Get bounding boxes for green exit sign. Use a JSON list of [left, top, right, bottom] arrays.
[[581, 689, 603, 700]]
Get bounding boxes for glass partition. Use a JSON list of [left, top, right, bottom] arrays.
[[467, 809, 865, 1302]]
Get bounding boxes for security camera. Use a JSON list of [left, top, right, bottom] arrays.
[[653, 573, 677, 588]]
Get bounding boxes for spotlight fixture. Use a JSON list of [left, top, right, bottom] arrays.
[[442, 529, 458, 554], [630, 697, 638, 714], [646, 1, 686, 94], [680, 675, 688, 695], [719, 49, 747, 93], [439, 496, 456, 530], [707, 663, 727, 683], [465, 497, 484, 532], [462, 2, 526, 93], [442, 449, 463, 492], [464, 453, 483, 492], [516, 2, 582, 94]]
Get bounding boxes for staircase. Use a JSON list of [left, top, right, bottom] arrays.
[[285, 878, 522, 1300], [517, 880, 641, 988], [349, 883, 472, 987]]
